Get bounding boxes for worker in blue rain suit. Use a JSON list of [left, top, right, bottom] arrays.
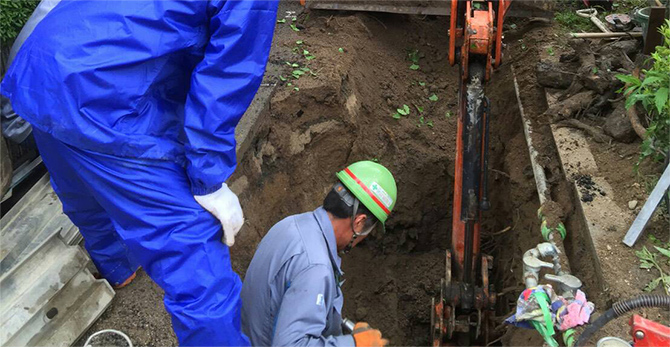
[[1, 1, 278, 345], [241, 161, 397, 347]]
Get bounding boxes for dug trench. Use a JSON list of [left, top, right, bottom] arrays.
[[230, 12, 546, 346]]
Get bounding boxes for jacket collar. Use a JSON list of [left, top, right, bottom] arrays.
[[314, 206, 343, 275]]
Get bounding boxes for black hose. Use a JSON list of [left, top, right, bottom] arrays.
[[575, 294, 670, 347]]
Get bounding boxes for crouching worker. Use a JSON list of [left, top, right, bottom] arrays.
[[241, 161, 396, 346]]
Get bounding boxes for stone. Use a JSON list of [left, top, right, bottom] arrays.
[[355, 307, 368, 320], [536, 61, 574, 89], [580, 71, 612, 95], [605, 40, 639, 57], [628, 200, 638, 210], [604, 103, 637, 143]]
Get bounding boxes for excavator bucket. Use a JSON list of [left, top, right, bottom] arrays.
[[304, 0, 555, 18]]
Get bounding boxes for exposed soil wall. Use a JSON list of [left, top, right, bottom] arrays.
[[230, 11, 542, 346]]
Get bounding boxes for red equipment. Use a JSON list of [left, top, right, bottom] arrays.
[[630, 315, 670, 347], [431, 1, 512, 345]]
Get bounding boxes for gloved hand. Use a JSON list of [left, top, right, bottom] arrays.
[[352, 322, 388, 347], [194, 183, 244, 247]]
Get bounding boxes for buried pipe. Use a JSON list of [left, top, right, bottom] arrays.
[[512, 66, 549, 205], [513, 66, 588, 347], [522, 242, 582, 298], [512, 66, 572, 275]]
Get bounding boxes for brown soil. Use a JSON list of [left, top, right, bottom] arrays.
[[502, 16, 670, 344], [230, 8, 542, 347]]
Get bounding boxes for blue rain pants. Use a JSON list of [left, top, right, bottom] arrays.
[[33, 128, 249, 346]]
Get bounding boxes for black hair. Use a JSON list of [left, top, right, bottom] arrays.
[[323, 185, 377, 228]]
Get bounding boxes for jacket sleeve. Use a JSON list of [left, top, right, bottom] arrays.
[[272, 265, 356, 347], [184, 0, 278, 195]]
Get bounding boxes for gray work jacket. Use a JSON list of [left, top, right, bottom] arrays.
[[241, 207, 355, 347]]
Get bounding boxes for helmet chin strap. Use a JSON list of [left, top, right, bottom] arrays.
[[342, 200, 360, 254]]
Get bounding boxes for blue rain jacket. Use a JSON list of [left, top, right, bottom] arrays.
[[1, 0, 278, 194], [241, 207, 356, 347]]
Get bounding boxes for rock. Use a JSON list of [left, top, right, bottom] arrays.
[[536, 61, 574, 89], [603, 103, 637, 143], [355, 307, 368, 320], [580, 70, 612, 95], [607, 40, 639, 56], [628, 200, 638, 210]]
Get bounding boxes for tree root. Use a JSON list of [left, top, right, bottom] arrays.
[[555, 118, 612, 143]]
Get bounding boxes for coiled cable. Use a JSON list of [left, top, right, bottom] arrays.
[[575, 294, 670, 347]]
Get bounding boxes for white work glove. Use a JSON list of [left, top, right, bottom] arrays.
[[194, 183, 244, 247]]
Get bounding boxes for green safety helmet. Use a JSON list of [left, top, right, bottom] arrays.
[[335, 161, 397, 223]]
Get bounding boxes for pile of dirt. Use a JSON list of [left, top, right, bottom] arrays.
[[231, 9, 541, 346]]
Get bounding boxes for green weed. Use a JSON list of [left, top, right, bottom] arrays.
[[408, 49, 421, 70], [636, 245, 670, 295], [617, 20, 670, 165]]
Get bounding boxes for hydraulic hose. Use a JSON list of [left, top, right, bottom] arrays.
[[574, 294, 670, 347]]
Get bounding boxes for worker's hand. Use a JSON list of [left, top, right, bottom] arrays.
[[194, 183, 244, 247], [352, 322, 388, 347]]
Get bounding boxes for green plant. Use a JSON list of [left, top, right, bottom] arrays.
[[303, 49, 315, 60], [617, 20, 670, 164], [408, 49, 420, 70], [429, 94, 439, 102], [290, 24, 300, 32], [445, 111, 453, 118], [0, 0, 38, 48], [397, 104, 410, 116], [554, 10, 595, 33], [277, 18, 286, 23], [519, 39, 527, 51], [292, 69, 305, 79], [392, 104, 410, 119], [636, 245, 670, 295], [338, 47, 344, 53], [546, 47, 555, 56], [418, 81, 426, 86]]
